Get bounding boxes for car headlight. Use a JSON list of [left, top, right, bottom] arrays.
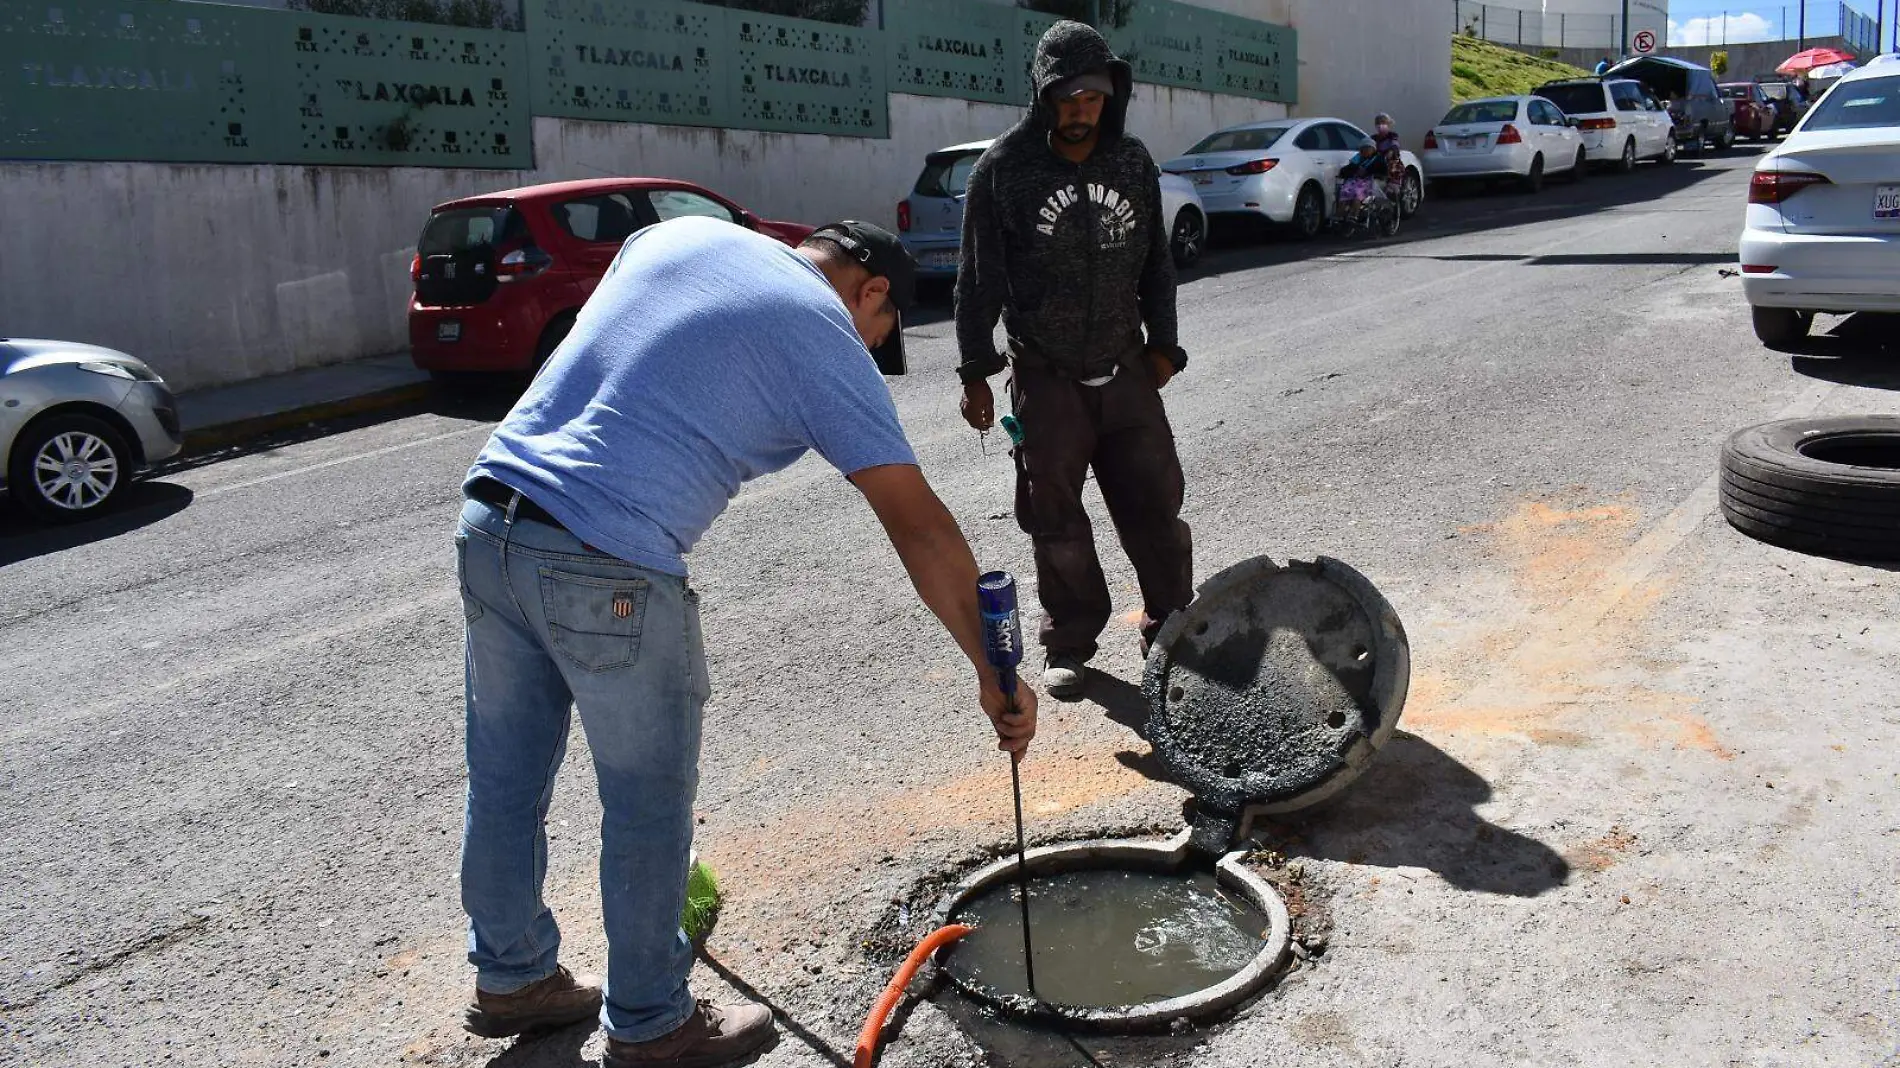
[[77, 360, 160, 382]]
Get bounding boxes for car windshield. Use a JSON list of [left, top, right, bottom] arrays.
[[1442, 101, 1518, 124], [1185, 126, 1289, 154], [1801, 75, 1900, 130], [1536, 84, 1607, 115], [914, 151, 983, 199], [1760, 83, 1792, 100]]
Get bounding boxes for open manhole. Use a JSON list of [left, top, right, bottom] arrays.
[[930, 831, 1290, 1031], [920, 555, 1405, 1034]]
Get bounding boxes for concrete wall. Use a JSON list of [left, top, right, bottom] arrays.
[[0, 0, 1449, 392]]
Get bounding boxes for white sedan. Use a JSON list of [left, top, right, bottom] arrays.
[[1420, 96, 1588, 192], [1161, 117, 1425, 240], [1740, 57, 1900, 344]]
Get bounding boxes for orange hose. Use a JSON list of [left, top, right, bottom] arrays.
[[853, 923, 974, 1068]]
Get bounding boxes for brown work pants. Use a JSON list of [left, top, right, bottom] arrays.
[[1009, 362, 1194, 661]]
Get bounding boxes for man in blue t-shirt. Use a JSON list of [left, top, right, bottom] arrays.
[[452, 217, 1038, 1066]]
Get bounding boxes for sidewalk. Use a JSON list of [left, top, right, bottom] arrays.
[[176, 353, 432, 456]]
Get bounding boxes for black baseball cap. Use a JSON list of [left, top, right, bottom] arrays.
[[809, 220, 915, 376]]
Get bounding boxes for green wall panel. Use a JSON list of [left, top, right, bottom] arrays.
[[0, 0, 282, 162], [528, 0, 726, 127], [1017, 8, 1060, 102], [885, 0, 1014, 105], [730, 10, 885, 137], [0, 0, 1295, 165], [1111, 0, 1210, 93], [1204, 9, 1295, 103], [281, 11, 530, 167]]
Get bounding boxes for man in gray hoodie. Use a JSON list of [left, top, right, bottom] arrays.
[[955, 20, 1192, 699]]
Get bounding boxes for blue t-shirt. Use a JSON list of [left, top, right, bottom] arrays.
[[467, 217, 917, 576]]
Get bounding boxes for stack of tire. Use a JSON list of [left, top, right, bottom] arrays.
[[1720, 416, 1900, 562]]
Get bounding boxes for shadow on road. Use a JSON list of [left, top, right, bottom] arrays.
[[697, 950, 839, 1067], [156, 380, 518, 480], [1262, 732, 1570, 898], [1079, 673, 1179, 788], [1787, 314, 1900, 388], [0, 481, 195, 567]]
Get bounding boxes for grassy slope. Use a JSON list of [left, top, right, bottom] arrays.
[[1451, 35, 1593, 103]]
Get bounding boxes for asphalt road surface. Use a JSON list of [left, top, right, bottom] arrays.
[[5, 145, 1898, 1068]]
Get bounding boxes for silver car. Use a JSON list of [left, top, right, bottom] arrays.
[[1, 339, 183, 523]]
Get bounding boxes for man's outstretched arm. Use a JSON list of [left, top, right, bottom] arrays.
[[848, 463, 1038, 756]]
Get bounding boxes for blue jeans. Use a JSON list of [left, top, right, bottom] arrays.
[[455, 497, 706, 1043]]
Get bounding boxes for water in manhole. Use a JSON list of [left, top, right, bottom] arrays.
[[941, 869, 1271, 1008]]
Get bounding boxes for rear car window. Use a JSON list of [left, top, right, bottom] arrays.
[[913, 151, 983, 198], [1537, 83, 1608, 115], [1802, 75, 1900, 130], [1720, 85, 1750, 100], [1443, 101, 1518, 124], [552, 193, 647, 245], [648, 188, 739, 224], [1185, 127, 1288, 154], [419, 207, 521, 256], [1760, 83, 1792, 100]]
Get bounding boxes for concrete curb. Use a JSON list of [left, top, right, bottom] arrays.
[[178, 381, 434, 459]]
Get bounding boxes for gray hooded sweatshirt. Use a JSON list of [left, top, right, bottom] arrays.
[[953, 21, 1182, 384]]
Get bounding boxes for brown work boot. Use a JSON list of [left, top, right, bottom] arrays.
[[462, 966, 602, 1038], [604, 1000, 777, 1068]]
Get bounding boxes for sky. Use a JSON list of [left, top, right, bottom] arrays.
[[1666, 0, 1884, 47]]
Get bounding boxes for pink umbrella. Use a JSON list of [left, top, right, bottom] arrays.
[[1777, 46, 1857, 74]]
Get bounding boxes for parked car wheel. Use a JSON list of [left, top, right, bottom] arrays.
[[1720, 416, 1900, 561], [1569, 147, 1589, 183], [1292, 184, 1325, 240], [1751, 306, 1813, 347], [1522, 154, 1545, 194], [8, 412, 132, 524], [1399, 169, 1423, 219], [1170, 207, 1206, 268], [1659, 135, 1678, 164], [1617, 137, 1638, 174], [534, 311, 577, 371], [1715, 124, 1735, 151]]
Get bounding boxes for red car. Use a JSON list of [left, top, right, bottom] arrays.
[[1719, 83, 1778, 141], [409, 178, 813, 374]]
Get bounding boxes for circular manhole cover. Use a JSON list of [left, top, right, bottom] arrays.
[[1142, 556, 1409, 816]]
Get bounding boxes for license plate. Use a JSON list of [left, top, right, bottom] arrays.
[[919, 250, 958, 268], [1876, 185, 1900, 220], [437, 321, 461, 342], [1456, 137, 1482, 149], [1192, 172, 1215, 186]]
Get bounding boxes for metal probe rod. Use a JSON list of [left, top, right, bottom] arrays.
[[1009, 751, 1037, 995], [978, 570, 1036, 996]]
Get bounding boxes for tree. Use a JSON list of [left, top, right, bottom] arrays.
[[285, 0, 519, 30], [1019, 0, 1135, 30], [701, 0, 871, 26], [1711, 50, 1730, 76]]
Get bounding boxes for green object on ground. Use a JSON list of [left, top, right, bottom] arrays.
[[682, 858, 721, 943], [1451, 36, 1591, 102]]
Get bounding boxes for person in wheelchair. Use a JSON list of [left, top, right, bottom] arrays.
[[1335, 139, 1389, 225]]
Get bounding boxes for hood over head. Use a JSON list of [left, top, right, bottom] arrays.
[[1029, 20, 1134, 145]]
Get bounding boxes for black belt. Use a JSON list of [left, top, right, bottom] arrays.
[[467, 476, 570, 533]]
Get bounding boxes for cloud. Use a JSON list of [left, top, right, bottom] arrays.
[[1668, 12, 1776, 46]]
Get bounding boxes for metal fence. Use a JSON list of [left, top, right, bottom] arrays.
[[0, 0, 1298, 168], [1452, 0, 1624, 52]]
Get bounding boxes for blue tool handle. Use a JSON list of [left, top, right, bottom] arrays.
[[977, 571, 1024, 709]]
